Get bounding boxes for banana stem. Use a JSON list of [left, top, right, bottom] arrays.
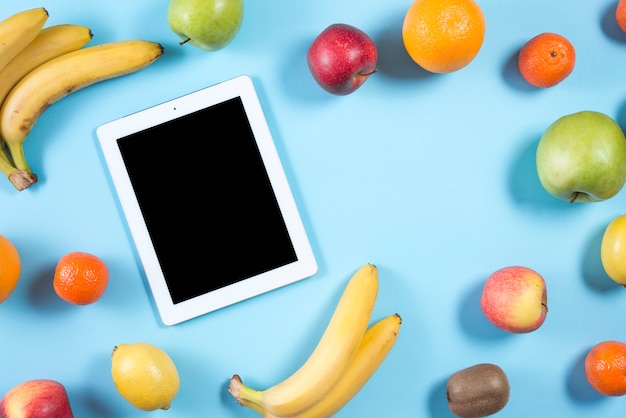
[[7, 170, 38, 191], [0, 140, 13, 166], [0, 139, 37, 190], [5, 140, 31, 173], [228, 375, 269, 416]]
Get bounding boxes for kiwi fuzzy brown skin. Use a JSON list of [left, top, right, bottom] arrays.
[[446, 363, 510, 418]]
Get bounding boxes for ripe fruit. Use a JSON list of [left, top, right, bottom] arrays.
[[307, 23, 377, 95], [536, 111, 626, 203], [402, 0, 485, 73], [480, 266, 548, 333], [518, 32, 575, 88], [616, 0, 626, 34], [601, 214, 626, 286], [53, 251, 109, 305], [111, 342, 180, 411], [228, 263, 379, 417], [585, 340, 626, 396], [446, 363, 510, 418], [0, 379, 74, 418], [167, 0, 244, 51], [0, 234, 20, 303]]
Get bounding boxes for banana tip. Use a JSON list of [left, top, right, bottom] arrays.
[[9, 171, 37, 191], [228, 374, 244, 405]]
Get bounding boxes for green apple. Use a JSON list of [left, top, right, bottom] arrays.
[[167, 0, 244, 51], [536, 110, 626, 203]]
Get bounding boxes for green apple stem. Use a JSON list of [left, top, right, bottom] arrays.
[[179, 37, 191, 46]]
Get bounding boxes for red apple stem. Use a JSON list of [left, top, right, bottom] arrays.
[[359, 69, 377, 76]]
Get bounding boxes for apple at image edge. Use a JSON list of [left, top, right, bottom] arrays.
[[167, 0, 244, 51], [0, 379, 74, 418], [536, 110, 626, 203]]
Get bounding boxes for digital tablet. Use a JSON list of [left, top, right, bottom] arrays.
[[96, 75, 318, 326]]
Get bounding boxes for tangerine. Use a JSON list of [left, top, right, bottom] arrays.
[[402, 0, 486, 73], [518, 32, 575, 88], [0, 234, 20, 303], [617, 0, 626, 34], [53, 251, 109, 305], [585, 340, 626, 396]]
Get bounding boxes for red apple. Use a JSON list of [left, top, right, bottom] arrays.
[[480, 266, 548, 333], [307, 23, 377, 95], [0, 379, 73, 418]]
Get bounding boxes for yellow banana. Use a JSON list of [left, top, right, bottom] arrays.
[[292, 313, 402, 418], [229, 263, 379, 417], [0, 39, 164, 173], [0, 138, 37, 191], [0, 24, 94, 106], [0, 8, 49, 72], [233, 313, 402, 418]]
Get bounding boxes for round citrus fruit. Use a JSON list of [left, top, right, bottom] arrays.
[[585, 340, 626, 396], [617, 0, 626, 33], [111, 342, 180, 411], [518, 32, 575, 88], [0, 234, 20, 303], [601, 214, 626, 286], [53, 251, 108, 305], [402, 0, 486, 73]]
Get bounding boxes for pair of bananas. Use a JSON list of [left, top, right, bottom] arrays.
[[0, 7, 164, 191], [228, 263, 402, 417]]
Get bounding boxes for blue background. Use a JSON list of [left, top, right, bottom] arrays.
[[1, 0, 626, 417]]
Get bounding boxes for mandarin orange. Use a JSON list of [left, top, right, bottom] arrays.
[[53, 251, 109, 305], [617, 0, 626, 34], [585, 340, 626, 396], [518, 32, 575, 88]]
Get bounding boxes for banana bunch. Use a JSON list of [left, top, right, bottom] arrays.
[[0, 7, 164, 191], [228, 263, 402, 417]]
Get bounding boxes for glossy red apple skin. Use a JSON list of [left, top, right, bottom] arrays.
[[0, 379, 73, 418], [307, 23, 377, 95], [480, 266, 548, 334]]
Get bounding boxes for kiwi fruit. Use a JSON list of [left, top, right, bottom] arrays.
[[446, 363, 510, 418]]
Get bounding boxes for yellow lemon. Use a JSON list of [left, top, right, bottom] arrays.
[[601, 214, 626, 286], [111, 342, 180, 411]]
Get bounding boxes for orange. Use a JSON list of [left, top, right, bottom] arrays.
[[584, 340, 626, 396], [0, 234, 20, 303], [53, 251, 109, 305], [402, 0, 486, 73], [617, 0, 626, 34], [518, 32, 575, 88]]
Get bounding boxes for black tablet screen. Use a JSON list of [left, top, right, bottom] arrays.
[[117, 97, 298, 304]]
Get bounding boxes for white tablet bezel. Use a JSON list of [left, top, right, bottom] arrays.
[[96, 75, 317, 325]]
